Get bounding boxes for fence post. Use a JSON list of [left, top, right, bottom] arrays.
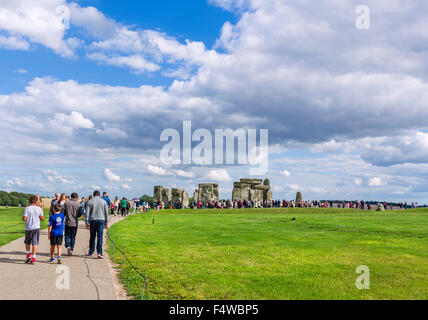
[[113, 242, 115, 261], [142, 276, 147, 300], [121, 252, 124, 278]]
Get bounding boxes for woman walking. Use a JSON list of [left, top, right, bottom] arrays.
[[36, 195, 44, 212], [114, 197, 120, 216], [58, 193, 67, 213], [49, 193, 60, 216]]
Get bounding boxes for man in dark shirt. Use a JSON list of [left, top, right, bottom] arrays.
[[63, 193, 83, 256]]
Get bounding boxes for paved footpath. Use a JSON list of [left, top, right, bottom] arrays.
[[0, 215, 124, 300]]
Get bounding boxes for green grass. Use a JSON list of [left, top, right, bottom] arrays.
[[0, 207, 49, 246], [108, 208, 428, 300]]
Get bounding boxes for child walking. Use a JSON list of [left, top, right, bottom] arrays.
[[48, 204, 65, 264], [23, 195, 45, 264]]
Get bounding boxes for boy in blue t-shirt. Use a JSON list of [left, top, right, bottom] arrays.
[[48, 204, 65, 264]]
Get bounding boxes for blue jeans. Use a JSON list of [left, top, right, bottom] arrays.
[[89, 220, 105, 255], [64, 226, 78, 251]]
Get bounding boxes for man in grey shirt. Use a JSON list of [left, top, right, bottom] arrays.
[[85, 190, 109, 258], [64, 193, 83, 256]]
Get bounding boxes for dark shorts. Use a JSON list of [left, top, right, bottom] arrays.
[[50, 236, 63, 246], [24, 229, 40, 246]]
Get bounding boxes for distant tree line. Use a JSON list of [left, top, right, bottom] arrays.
[[139, 194, 154, 206], [0, 191, 34, 207]]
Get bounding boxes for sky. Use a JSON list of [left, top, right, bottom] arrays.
[[0, 0, 427, 203]]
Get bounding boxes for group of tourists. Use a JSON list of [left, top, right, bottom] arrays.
[[192, 200, 280, 209], [22, 190, 126, 265], [151, 199, 416, 211], [152, 200, 181, 210], [21, 189, 418, 264]]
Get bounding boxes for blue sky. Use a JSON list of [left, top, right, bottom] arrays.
[[0, 0, 428, 204], [0, 0, 235, 93]]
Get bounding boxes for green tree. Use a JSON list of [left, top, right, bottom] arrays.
[[0, 190, 33, 207], [140, 194, 154, 206]]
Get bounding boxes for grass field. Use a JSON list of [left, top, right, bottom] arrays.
[[0, 207, 49, 247], [108, 208, 428, 300]]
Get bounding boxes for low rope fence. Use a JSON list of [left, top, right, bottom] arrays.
[[106, 228, 149, 300], [0, 222, 25, 246]]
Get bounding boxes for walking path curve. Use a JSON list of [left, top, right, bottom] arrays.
[[0, 215, 124, 300]]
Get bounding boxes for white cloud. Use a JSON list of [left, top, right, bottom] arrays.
[[121, 184, 131, 190], [0, 35, 30, 50], [1, 1, 428, 203], [175, 169, 195, 179], [208, 0, 252, 11], [147, 164, 168, 176], [361, 131, 428, 166], [0, 0, 78, 57], [87, 52, 160, 73], [103, 168, 132, 183], [287, 184, 301, 192], [354, 178, 363, 186], [14, 68, 28, 74], [44, 170, 74, 184], [104, 169, 121, 182], [5, 177, 23, 188], [368, 177, 384, 187], [96, 125, 128, 139], [312, 131, 428, 167], [281, 170, 291, 177], [204, 169, 231, 182], [49, 111, 94, 135]]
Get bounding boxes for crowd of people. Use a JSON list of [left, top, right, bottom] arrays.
[[151, 199, 418, 211], [22, 191, 130, 265], [20, 192, 420, 265]]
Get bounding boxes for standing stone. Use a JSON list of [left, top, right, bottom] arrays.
[[193, 183, 219, 202], [172, 188, 182, 203], [172, 188, 189, 208], [232, 183, 242, 202], [182, 190, 189, 208], [154, 186, 163, 202], [161, 188, 171, 204], [213, 184, 219, 199], [232, 178, 273, 202], [193, 190, 199, 202], [265, 190, 273, 202], [202, 184, 217, 202], [376, 203, 385, 212], [295, 192, 303, 204]]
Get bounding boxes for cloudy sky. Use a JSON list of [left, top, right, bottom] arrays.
[[1, 0, 427, 203]]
